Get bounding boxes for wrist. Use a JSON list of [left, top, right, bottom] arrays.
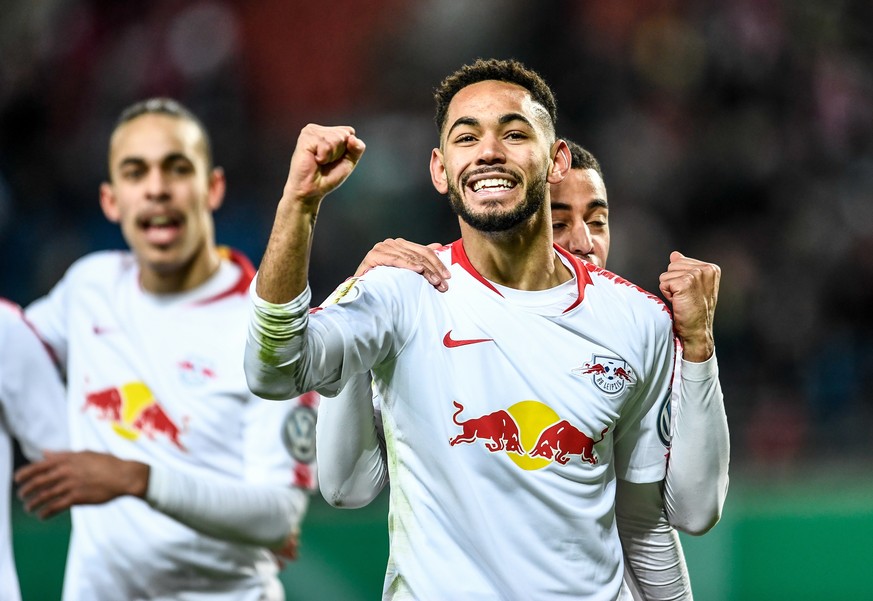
[[124, 460, 151, 499], [681, 337, 714, 362]]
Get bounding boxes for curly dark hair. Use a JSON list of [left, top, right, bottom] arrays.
[[433, 58, 558, 139], [563, 138, 604, 180]]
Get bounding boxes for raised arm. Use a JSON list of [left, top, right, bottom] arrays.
[[245, 125, 365, 400], [659, 251, 729, 535], [257, 124, 366, 304]]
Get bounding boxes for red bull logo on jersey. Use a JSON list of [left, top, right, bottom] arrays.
[[572, 355, 635, 394], [82, 382, 188, 451], [177, 356, 216, 386], [449, 400, 608, 471]]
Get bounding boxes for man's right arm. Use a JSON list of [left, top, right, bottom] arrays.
[[245, 125, 365, 400]]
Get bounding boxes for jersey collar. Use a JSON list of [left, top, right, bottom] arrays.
[[449, 239, 592, 313], [194, 246, 256, 305]]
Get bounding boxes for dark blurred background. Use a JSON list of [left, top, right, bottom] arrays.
[[3, 1, 872, 599]]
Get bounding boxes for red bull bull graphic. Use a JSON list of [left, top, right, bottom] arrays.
[[449, 400, 608, 471], [449, 401, 524, 455], [82, 382, 188, 451], [529, 420, 608, 465], [572, 355, 635, 394]]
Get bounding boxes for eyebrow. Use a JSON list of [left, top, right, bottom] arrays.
[[117, 152, 192, 169], [446, 112, 534, 138], [551, 198, 609, 211]]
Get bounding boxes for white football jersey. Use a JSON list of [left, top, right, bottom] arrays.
[[295, 241, 676, 600], [0, 300, 68, 601], [26, 249, 317, 601]]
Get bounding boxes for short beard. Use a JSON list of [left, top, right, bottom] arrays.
[[448, 172, 547, 233]]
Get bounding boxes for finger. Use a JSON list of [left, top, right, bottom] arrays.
[[344, 135, 366, 164], [658, 280, 674, 302], [15, 466, 57, 497], [33, 493, 74, 520], [21, 480, 68, 513]]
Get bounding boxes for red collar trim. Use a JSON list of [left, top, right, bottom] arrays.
[[194, 247, 256, 305], [449, 239, 592, 311]]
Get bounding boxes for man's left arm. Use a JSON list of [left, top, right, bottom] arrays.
[[659, 252, 729, 535]]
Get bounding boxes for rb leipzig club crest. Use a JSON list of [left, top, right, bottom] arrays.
[[572, 355, 634, 394]]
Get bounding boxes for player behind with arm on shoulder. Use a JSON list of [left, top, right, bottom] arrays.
[[14, 98, 317, 601], [0, 299, 68, 601], [246, 58, 691, 599]]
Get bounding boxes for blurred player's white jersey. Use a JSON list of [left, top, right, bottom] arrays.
[[0, 300, 68, 601], [271, 241, 676, 600], [27, 249, 316, 601]]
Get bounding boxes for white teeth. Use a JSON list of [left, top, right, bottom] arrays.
[[473, 178, 514, 192], [149, 216, 172, 226]]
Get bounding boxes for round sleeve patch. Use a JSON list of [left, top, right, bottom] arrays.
[[282, 405, 317, 463]]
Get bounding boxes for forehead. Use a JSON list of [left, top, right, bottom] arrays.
[[445, 80, 550, 133], [109, 114, 204, 165], [551, 168, 608, 209]]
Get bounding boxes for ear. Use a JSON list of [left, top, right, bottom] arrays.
[[547, 139, 570, 185], [99, 182, 121, 223], [429, 148, 448, 195], [207, 167, 226, 212]]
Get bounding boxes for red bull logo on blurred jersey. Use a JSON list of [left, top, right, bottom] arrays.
[[82, 382, 188, 451], [449, 400, 608, 471]]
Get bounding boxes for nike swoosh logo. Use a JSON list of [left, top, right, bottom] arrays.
[[443, 330, 493, 348]]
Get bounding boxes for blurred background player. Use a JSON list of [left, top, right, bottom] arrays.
[[0, 299, 68, 601], [316, 139, 729, 595], [14, 98, 317, 601], [246, 58, 690, 599]]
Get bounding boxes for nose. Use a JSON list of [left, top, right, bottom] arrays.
[[568, 222, 595, 259], [144, 168, 170, 201], [476, 134, 506, 165]]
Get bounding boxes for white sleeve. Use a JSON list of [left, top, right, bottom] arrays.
[[146, 464, 308, 547], [0, 302, 68, 459], [245, 271, 418, 401], [244, 279, 313, 401], [663, 352, 729, 535], [616, 479, 693, 601], [316, 371, 388, 508]]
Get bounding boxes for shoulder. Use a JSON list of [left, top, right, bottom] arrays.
[[320, 265, 431, 308], [585, 263, 672, 331], [0, 298, 25, 342], [0, 297, 23, 322], [64, 250, 136, 282], [0, 298, 42, 357]]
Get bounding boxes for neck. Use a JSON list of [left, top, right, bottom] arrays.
[[139, 245, 222, 294], [458, 218, 571, 291]]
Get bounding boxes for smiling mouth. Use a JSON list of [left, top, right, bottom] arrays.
[[472, 177, 517, 192]]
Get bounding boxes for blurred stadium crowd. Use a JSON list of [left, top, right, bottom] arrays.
[[1, 0, 871, 470]]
